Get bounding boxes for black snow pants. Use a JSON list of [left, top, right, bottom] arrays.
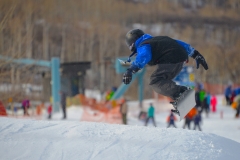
[[149, 62, 187, 100]]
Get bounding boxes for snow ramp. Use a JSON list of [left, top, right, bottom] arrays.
[[0, 117, 239, 160]]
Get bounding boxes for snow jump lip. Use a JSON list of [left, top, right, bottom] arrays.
[[0, 117, 240, 160]]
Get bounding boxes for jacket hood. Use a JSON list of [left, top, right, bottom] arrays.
[[135, 34, 153, 47]]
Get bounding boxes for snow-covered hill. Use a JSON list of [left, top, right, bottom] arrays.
[[0, 117, 239, 160]]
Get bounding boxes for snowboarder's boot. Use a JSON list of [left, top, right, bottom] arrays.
[[170, 87, 191, 115]]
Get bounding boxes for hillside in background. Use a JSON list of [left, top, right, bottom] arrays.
[[0, 0, 240, 102]]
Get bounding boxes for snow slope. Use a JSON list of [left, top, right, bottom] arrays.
[[0, 117, 240, 160]]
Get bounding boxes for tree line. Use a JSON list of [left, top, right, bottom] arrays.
[[0, 0, 240, 102]]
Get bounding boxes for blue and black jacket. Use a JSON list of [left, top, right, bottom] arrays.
[[129, 34, 195, 71]]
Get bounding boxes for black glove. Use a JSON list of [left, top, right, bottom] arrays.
[[191, 50, 208, 70], [122, 65, 140, 84], [123, 69, 132, 84]]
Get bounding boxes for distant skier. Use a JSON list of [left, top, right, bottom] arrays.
[[232, 95, 240, 118], [183, 107, 198, 130], [166, 112, 177, 128], [202, 92, 211, 117], [120, 98, 128, 125], [60, 91, 67, 119], [211, 95, 217, 113], [122, 29, 208, 114], [193, 112, 202, 131], [224, 84, 232, 105], [47, 104, 52, 119], [22, 99, 30, 116], [145, 103, 157, 127], [195, 89, 202, 112]]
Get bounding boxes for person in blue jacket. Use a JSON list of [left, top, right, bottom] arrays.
[[123, 29, 208, 113], [224, 85, 232, 105]]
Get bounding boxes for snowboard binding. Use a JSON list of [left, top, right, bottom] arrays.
[[169, 87, 192, 117], [171, 109, 180, 116], [170, 102, 180, 116], [170, 88, 196, 120]]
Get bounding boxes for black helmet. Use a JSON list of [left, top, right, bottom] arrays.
[[125, 29, 144, 52]]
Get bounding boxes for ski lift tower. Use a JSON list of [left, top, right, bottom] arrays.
[[0, 55, 61, 112]]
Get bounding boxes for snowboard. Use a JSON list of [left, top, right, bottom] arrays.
[[171, 89, 196, 121], [118, 59, 132, 66]]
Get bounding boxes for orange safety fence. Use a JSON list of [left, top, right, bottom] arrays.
[[78, 94, 123, 124], [106, 106, 122, 124], [80, 106, 122, 124], [1, 94, 123, 124]]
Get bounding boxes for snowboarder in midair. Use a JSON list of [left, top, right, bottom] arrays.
[[122, 29, 208, 114]]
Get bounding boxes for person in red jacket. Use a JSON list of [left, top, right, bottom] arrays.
[[211, 95, 217, 113], [47, 104, 52, 119]]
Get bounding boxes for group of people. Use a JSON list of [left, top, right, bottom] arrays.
[[119, 101, 157, 127], [120, 100, 203, 131], [18, 90, 67, 119], [120, 100, 202, 130], [195, 86, 218, 117], [145, 84, 219, 131], [166, 105, 202, 131], [182, 106, 202, 131], [20, 99, 53, 119]]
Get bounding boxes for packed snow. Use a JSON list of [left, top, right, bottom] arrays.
[[1, 117, 240, 160], [0, 95, 240, 160]]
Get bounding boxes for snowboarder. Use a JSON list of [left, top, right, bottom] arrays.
[[122, 29, 208, 114]]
